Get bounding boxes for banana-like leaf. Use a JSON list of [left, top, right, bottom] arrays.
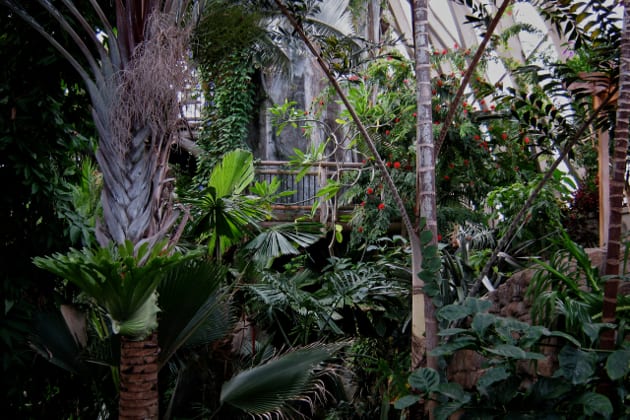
[[157, 260, 230, 367], [220, 343, 344, 415]]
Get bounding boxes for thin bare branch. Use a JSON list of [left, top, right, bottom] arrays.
[[470, 85, 620, 297], [273, 0, 419, 252], [435, 0, 513, 156]]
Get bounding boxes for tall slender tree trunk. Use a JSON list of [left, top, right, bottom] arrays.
[[601, 0, 630, 352], [411, 2, 438, 418], [412, 0, 438, 373], [275, 1, 438, 415]]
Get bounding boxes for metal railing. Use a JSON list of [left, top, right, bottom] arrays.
[[254, 160, 364, 222]]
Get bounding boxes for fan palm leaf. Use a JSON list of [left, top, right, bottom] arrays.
[[29, 310, 88, 375], [244, 222, 323, 267], [189, 149, 272, 256], [306, 0, 354, 38], [208, 148, 255, 197], [220, 343, 345, 417], [157, 259, 231, 367]]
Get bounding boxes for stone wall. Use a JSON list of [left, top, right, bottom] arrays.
[[447, 247, 630, 389]]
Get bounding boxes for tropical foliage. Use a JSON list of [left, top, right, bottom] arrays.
[[3, 1, 630, 419]]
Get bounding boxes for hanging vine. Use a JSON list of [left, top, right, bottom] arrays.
[[192, 3, 264, 181]]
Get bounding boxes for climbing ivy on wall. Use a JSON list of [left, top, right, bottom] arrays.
[[192, 3, 264, 182], [195, 51, 257, 180]]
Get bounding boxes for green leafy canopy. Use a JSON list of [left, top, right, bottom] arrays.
[[33, 240, 198, 338]]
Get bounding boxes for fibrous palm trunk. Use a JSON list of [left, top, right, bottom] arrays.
[[90, 4, 190, 419], [601, 0, 630, 352], [119, 333, 160, 419]]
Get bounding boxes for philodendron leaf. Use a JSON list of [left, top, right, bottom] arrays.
[[462, 297, 493, 313], [471, 312, 495, 335], [430, 337, 477, 357], [605, 349, 630, 380], [484, 344, 544, 360], [436, 382, 469, 403], [437, 297, 493, 322], [434, 401, 466, 420], [437, 304, 471, 322]]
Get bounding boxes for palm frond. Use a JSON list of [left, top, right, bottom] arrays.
[[306, 0, 354, 38], [29, 310, 87, 375], [208, 149, 255, 197], [157, 259, 230, 367], [527, 232, 606, 338], [244, 222, 323, 267], [220, 342, 346, 417], [33, 241, 197, 338]]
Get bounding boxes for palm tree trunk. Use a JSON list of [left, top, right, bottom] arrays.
[[412, 0, 438, 374], [410, 2, 439, 418], [119, 333, 160, 420], [601, 0, 630, 352]]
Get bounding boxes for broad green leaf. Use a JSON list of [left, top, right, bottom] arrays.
[[518, 325, 546, 347], [430, 337, 476, 356], [544, 330, 581, 347], [582, 322, 615, 345], [408, 368, 440, 393], [476, 366, 510, 391], [484, 344, 529, 359], [419, 269, 438, 282], [437, 328, 469, 337], [393, 394, 420, 409], [422, 256, 442, 272], [557, 345, 597, 385], [471, 313, 495, 335], [422, 244, 439, 259], [436, 382, 469, 402], [434, 401, 466, 420], [575, 391, 613, 418], [420, 229, 433, 246], [437, 304, 471, 322], [462, 297, 492, 313], [605, 349, 630, 380]]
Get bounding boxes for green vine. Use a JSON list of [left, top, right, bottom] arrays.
[[194, 51, 257, 183], [192, 3, 264, 184]]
